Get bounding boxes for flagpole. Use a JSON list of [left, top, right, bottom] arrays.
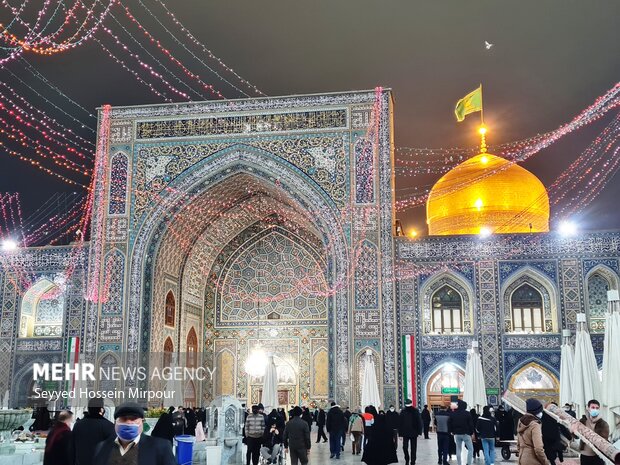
[[479, 83, 484, 126]]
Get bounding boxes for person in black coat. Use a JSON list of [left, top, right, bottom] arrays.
[[92, 403, 175, 465], [421, 405, 432, 439], [362, 414, 398, 465], [541, 410, 564, 465], [385, 405, 400, 445], [44, 410, 74, 465], [185, 407, 197, 435], [151, 406, 175, 444], [315, 408, 327, 443], [470, 408, 481, 458], [72, 399, 115, 465], [284, 406, 311, 465], [496, 405, 514, 440], [398, 400, 423, 465], [326, 403, 347, 459], [475, 406, 497, 465], [31, 406, 52, 432]]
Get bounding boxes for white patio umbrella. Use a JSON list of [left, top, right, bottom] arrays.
[[361, 350, 382, 408], [559, 329, 575, 408], [602, 290, 620, 440], [463, 342, 487, 411], [261, 354, 279, 411], [71, 374, 89, 419], [572, 313, 602, 418]]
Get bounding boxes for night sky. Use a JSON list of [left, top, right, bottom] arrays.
[[1, 0, 619, 237]]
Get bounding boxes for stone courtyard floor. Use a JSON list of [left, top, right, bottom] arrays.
[[303, 432, 502, 465], [291, 429, 581, 465]]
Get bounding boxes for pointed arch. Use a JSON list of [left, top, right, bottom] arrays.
[[165, 291, 176, 327], [507, 361, 559, 404], [163, 337, 174, 368], [19, 278, 64, 338], [584, 264, 619, 333], [186, 327, 198, 368], [501, 266, 559, 333], [424, 362, 465, 408], [108, 152, 129, 215], [420, 271, 474, 334]]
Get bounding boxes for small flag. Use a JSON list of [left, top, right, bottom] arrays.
[[455, 86, 483, 122]]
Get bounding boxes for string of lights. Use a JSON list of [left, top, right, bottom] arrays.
[[148, 0, 265, 97], [116, 3, 225, 99]]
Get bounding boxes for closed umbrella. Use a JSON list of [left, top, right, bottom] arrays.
[[572, 313, 602, 418], [361, 350, 381, 408], [602, 290, 620, 440], [261, 354, 279, 411], [559, 329, 575, 408], [463, 342, 487, 411]]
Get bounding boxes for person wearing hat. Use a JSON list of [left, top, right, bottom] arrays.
[[72, 397, 115, 465], [284, 406, 311, 465], [516, 398, 548, 465], [92, 402, 175, 465]]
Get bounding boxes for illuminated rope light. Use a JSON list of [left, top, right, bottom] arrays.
[[0, 114, 91, 176], [115, 3, 225, 99], [84, 103, 111, 302], [148, 0, 264, 96], [0, 0, 115, 60], [0, 101, 93, 167], [0, 68, 96, 134], [19, 56, 97, 124], [101, 26, 192, 100], [93, 35, 173, 102], [106, 12, 205, 101], [0, 82, 94, 156]]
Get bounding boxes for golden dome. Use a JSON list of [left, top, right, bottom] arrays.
[[426, 152, 550, 235]]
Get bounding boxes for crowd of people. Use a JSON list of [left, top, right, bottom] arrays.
[[38, 395, 612, 465], [240, 397, 612, 465], [41, 399, 177, 465]]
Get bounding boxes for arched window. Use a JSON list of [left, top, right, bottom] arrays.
[[20, 279, 64, 338], [163, 337, 174, 368], [587, 272, 610, 333], [431, 285, 463, 334], [186, 328, 198, 368], [165, 291, 175, 327], [511, 284, 544, 333]]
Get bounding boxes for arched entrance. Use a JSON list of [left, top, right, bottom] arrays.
[[508, 362, 559, 405], [130, 148, 349, 405], [426, 363, 465, 409]]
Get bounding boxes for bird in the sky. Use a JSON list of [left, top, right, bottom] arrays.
[[485, 41, 494, 50]]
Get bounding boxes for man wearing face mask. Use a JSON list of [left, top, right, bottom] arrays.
[[385, 405, 400, 446], [578, 399, 609, 465], [92, 402, 175, 465]]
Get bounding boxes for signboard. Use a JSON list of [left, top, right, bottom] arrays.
[[441, 387, 460, 394], [486, 388, 500, 395]]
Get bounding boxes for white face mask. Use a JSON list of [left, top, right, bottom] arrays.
[[536, 412, 543, 419], [389, 407, 395, 412]]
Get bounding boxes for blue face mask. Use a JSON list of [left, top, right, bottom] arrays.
[[589, 409, 600, 417], [116, 423, 140, 441]]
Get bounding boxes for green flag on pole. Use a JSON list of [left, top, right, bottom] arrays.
[[455, 86, 483, 122]]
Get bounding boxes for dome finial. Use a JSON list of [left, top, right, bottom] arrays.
[[478, 125, 487, 153]]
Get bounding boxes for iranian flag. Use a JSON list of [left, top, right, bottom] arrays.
[[401, 334, 417, 405], [66, 337, 80, 392]]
